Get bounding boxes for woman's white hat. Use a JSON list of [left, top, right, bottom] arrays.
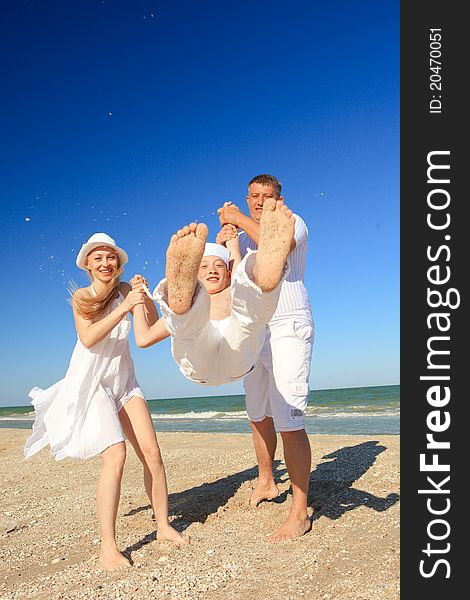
[[76, 233, 128, 271], [203, 242, 230, 267]]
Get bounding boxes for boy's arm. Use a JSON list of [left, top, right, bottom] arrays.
[[130, 275, 170, 347], [216, 224, 242, 272], [225, 233, 242, 272], [132, 303, 170, 348], [142, 289, 159, 326], [130, 274, 159, 326]]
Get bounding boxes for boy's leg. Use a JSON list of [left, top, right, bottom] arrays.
[[253, 198, 295, 292], [217, 198, 294, 384], [217, 250, 282, 384], [165, 222, 208, 314], [154, 279, 216, 384], [153, 222, 218, 384]]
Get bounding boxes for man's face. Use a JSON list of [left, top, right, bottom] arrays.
[[246, 183, 282, 222], [198, 255, 231, 295]]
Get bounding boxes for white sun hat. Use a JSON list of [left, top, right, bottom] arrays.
[[203, 242, 230, 267], [76, 233, 129, 271]]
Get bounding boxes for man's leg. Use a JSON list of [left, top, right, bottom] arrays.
[[243, 353, 280, 505], [264, 318, 314, 542], [268, 429, 311, 542], [249, 416, 279, 507]]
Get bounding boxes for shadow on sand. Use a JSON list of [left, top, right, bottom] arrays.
[[306, 440, 399, 520], [122, 461, 286, 556], [122, 440, 398, 556]]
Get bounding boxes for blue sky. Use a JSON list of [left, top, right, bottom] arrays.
[[1, 0, 399, 406]]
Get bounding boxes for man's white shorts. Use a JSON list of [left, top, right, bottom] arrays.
[[244, 316, 314, 431]]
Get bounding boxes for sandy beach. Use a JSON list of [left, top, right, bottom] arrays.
[[0, 430, 399, 599]]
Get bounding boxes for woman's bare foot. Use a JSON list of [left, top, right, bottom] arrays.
[[166, 223, 208, 314], [249, 480, 280, 508], [99, 546, 132, 572], [254, 199, 295, 292], [157, 524, 190, 545], [267, 515, 311, 543]]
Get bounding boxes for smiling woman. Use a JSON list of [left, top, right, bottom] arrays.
[[23, 232, 187, 572], [72, 241, 124, 322]]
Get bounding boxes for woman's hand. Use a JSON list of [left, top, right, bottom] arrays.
[[130, 274, 149, 289], [123, 288, 145, 312]]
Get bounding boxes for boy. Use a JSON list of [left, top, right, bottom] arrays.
[[132, 199, 294, 386]]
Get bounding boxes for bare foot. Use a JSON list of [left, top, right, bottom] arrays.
[[157, 524, 190, 546], [254, 199, 295, 292], [267, 515, 311, 543], [249, 480, 280, 508], [166, 223, 208, 314], [99, 546, 132, 572]]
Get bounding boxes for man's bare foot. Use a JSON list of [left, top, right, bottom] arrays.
[[157, 524, 190, 546], [99, 546, 132, 572], [254, 199, 295, 292], [267, 515, 311, 543], [166, 223, 208, 314], [249, 480, 280, 508]]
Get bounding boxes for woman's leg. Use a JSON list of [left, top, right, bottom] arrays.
[[97, 441, 131, 570], [119, 396, 189, 544]]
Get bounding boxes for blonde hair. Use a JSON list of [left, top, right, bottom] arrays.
[[69, 263, 124, 321]]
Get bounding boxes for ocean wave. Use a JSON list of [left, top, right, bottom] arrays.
[[149, 408, 400, 421], [310, 410, 400, 418], [310, 404, 399, 413], [0, 408, 399, 423], [151, 410, 248, 420], [0, 414, 34, 421]]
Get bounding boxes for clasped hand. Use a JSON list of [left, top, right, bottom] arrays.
[[217, 201, 242, 227], [124, 274, 150, 310]]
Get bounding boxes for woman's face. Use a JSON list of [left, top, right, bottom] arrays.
[[85, 246, 120, 283]]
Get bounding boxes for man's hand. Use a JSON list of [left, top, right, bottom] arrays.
[[218, 201, 243, 227], [216, 224, 238, 246]]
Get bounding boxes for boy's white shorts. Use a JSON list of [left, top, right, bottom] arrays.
[[243, 316, 314, 431], [153, 251, 284, 386]]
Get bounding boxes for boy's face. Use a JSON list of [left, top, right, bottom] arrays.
[[198, 255, 231, 294]]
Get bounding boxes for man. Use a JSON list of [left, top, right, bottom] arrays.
[[218, 174, 314, 543]]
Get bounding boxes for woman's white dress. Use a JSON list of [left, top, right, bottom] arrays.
[[24, 290, 144, 461]]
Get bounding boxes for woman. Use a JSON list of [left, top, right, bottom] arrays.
[[24, 232, 187, 572]]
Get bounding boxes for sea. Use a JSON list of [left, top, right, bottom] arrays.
[[0, 384, 399, 435]]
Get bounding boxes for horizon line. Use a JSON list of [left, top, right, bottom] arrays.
[[1, 382, 400, 409]]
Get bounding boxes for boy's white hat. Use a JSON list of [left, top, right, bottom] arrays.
[[203, 243, 230, 267], [76, 233, 128, 271]]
